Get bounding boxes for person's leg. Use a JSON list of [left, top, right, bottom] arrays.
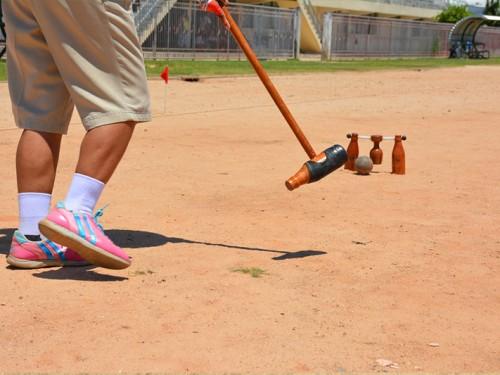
[[63, 122, 135, 215], [3, 0, 90, 269], [33, 1, 151, 270], [76, 122, 136, 184], [3, 0, 73, 237], [9, 131, 89, 269], [17, 130, 61, 193], [16, 130, 60, 239]]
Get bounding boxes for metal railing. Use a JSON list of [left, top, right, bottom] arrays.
[[322, 13, 452, 58], [133, 0, 179, 44], [138, 1, 299, 60], [298, 0, 322, 38]]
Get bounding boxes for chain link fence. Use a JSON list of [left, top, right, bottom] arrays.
[[322, 13, 451, 59], [322, 13, 500, 59], [476, 27, 500, 57], [138, 1, 299, 59]]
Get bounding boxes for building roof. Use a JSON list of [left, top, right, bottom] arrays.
[[449, 14, 500, 44]]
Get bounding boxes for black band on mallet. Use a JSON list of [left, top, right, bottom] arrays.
[[286, 145, 347, 191]]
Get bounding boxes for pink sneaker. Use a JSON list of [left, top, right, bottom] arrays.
[[38, 202, 131, 270], [7, 230, 90, 269]]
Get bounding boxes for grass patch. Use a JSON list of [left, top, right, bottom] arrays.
[[144, 57, 500, 78], [2, 57, 500, 82], [0, 61, 6, 81], [232, 267, 267, 278]]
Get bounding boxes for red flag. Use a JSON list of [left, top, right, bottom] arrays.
[[160, 66, 169, 84]]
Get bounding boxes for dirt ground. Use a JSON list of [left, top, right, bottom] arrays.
[[0, 66, 499, 373]]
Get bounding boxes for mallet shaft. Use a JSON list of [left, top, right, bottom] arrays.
[[223, 8, 317, 159]]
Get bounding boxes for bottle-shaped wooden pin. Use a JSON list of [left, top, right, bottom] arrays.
[[370, 135, 383, 164], [392, 135, 405, 174], [345, 133, 359, 171]]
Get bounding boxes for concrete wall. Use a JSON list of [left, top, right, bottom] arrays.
[[259, 0, 443, 19], [311, 0, 442, 19]]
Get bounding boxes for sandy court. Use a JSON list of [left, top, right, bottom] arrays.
[[0, 66, 499, 373]]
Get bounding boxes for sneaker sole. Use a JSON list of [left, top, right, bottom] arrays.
[[39, 219, 131, 270], [6, 255, 90, 269]]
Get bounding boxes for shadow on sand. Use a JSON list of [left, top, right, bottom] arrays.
[[32, 266, 128, 282], [105, 229, 327, 261], [1, 227, 326, 281]]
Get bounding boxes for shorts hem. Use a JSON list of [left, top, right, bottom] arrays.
[[83, 112, 152, 129], [16, 122, 69, 135]]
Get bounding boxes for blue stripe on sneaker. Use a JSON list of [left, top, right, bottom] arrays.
[[14, 231, 29, 245], [38, 242, 54, 259], [46, 240, 65, 261], [74, 214, 87, 240], [83, 215, 97, 245]]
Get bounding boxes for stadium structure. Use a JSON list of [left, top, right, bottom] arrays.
[[133, 0, 451, 54], [234, 0, 449, 52]]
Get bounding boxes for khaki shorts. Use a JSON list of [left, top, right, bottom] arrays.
[[3, 0, 151, 134]]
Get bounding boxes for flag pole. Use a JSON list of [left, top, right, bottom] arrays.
[[160, 66, 169, 114]]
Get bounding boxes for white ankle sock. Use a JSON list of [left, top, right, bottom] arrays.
[[64, 173, 105, 214], [18, 193, 52, 236]]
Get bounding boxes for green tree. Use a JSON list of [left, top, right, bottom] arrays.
[[435, 4, 473, 23], [484, 0, 500, 15], [484, 0, 500, 27]]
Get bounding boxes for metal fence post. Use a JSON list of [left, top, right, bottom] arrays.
[[389, 18, 393, 56], [152, 11, 158, 59], [226, 27, 230, 60], [192, 0, 196, 60], [294, 7, 301, 59], [321, 13, 332, 60], [167, 4, 171, 59]]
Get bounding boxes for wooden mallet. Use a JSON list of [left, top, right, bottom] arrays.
[[212, 3, 347, 190]]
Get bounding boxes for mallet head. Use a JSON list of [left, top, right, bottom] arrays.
[[286, 144, 347, 191]]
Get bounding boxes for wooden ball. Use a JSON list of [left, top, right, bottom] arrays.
[[355, 155, 373, 175]]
